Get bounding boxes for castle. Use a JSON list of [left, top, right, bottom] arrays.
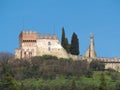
[[15, 31, 96, 59], [15, 31, 69, 59], [15, 30, 120, 71]]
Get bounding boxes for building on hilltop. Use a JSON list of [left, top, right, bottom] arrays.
[[15, 31, 69, 59], [85, 33, 96, 58]]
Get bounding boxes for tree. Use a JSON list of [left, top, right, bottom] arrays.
[[61, 27, 69, 53], [90, 60, 105, 71], [99, 72, 108, 90], [0, 52, 14, 77], [61, 27, 65, 47], [65, 38, 70, 53], [0, 52, 14, 61], [70, 32, 79, 55], [0, 72, 18, 90]]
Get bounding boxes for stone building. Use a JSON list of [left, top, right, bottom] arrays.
[[85, 33, 96, 58], [15, 31, 69, 59]]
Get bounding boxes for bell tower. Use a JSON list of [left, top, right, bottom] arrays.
[[85, 33, 96, 58]]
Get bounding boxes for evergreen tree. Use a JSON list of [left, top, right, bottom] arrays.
[[70, 32, 79, 55], [61, 27, 65, 48], [61, 27, 69, 53], [0, 72, 18, 90], [64, 38, 70, 53]]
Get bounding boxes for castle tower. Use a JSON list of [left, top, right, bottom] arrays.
[[15, 31, 38, 59], [85, 33, 96, 58]]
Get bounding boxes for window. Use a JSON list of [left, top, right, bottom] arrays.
[[48, 47, 51, 51], [48, 42, 51, 45], [24, 52, 26, 58]]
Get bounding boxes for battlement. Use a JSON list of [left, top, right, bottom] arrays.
[[19, 31, 38, 40], [39, 34, 57, 39], [22, 31, 38, 34], [19, 31, 58, 40]]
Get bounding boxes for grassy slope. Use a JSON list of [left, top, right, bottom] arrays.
[[18, 71, 119, 90]]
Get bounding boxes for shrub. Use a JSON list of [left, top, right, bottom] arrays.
[[90, 60, 105, 71], [42, 55, 58, 60], [85, 69, 93, 78], [115, 81, 120, 90], [111, 72, 120, 81]]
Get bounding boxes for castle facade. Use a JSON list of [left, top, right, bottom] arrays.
[[15, 31, 69, 59]]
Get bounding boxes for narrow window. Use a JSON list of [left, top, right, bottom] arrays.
[[48, 47, 51, 51], [48, 42, 51, 45], [24, 52, 26, 58]]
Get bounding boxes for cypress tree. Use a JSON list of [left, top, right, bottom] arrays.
[[64, 38, 70, 53], [61, 27, 65, 48], [61, 27, 69, 53], [70, 32, 79, 55]]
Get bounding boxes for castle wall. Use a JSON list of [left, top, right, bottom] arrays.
[[105, 63, 120, 72], [36, 39, 69, 58], [15, 31, 69, 59]]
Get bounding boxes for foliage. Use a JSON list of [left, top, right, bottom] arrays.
[[90, 60, 105, 71], [71, 80, 76, 90], [41, 55, 58, 60], [64, 37, 70, 53], [115, 81, 120, 90], [70, 32, 79, 55], [111, 72, 120, 81], [61, 27, 65, 48], [85, 69, 93, 78], [1, 53, 120, 90], [0, 52, 14, 61], [99, 72, 108, 90], [0, 55, 88, 80], [31, 55, 58, 60], [61, 27, 70, 53], [20, 82, 24, 90], [0, 72, 18, 90]]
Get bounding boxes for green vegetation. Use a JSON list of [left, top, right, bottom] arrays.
[[61, 27, 70, 53], [70, 32, 79, 55], [90, 60, 105, 71], [0, 73, 18, 90], [15, 71, 120, 90], [0, 53, 120, 90]]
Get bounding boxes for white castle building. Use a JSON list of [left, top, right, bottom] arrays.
[[15, 31, 69, 59]]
